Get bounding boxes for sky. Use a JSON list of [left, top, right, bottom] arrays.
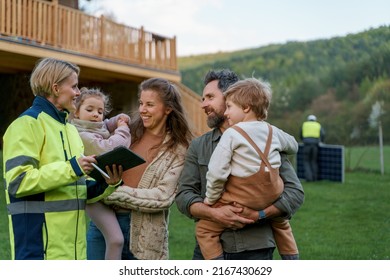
[[80, 0, 390, 57]]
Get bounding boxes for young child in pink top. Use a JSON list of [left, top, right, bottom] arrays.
[[71, 87, 131, 259]]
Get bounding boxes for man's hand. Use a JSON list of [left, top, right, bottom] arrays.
[[233, 202, 283, 221], [209, 204, 255, 230], [203, 197, 213, 206], [232, 202, 258, 221], [189, 202, 254, 230]]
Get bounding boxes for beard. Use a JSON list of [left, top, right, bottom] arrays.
[[207, 113, 225, 129]]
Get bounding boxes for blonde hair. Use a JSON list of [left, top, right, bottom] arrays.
[[30, 57, 80, 97], [75, 87, 112, 116], [224, 77, 272, 120]]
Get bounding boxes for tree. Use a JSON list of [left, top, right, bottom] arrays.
[[366, 79, 390, 174]]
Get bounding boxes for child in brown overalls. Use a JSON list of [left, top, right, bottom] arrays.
[[196, 78, 299, 260]]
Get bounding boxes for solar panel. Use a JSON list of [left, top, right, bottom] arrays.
[[296, 143, 345, 182]]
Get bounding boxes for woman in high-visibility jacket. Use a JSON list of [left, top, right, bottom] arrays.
[[3, 58, 123, 260]]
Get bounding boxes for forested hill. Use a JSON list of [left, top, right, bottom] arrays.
[[178, 25, 390, 146]]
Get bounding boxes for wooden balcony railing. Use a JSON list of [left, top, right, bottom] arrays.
[[0, 0, 177, 71], [0, 0, 211, 136]]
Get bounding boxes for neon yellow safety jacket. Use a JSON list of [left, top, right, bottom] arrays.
[[3, 96, 118, 260], [301, 120, 324, 144], [302, 121, 321, 138]]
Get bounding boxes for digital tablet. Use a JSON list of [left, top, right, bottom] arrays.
[[88, 146, 146, 182]]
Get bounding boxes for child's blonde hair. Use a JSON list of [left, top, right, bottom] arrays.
[[75, 87, 112, 116], [224, 77, 272, 120]]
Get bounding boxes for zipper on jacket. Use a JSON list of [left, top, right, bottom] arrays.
[[60, 131, 69, 160], [63, 126, 80, 260]]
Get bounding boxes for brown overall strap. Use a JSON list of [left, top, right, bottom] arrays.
[[231, 124, 273, 171]]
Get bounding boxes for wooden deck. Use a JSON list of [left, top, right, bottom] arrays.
[[0, 0, 177, 72], [0, 0, 209, 136]]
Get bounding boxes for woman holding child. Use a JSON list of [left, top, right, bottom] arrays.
[[87, 77, 193, 260]]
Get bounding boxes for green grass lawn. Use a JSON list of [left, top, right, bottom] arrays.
[[345, 145, 390, 173], [1, 147, 390, 260], [168, 172, 390, 260]]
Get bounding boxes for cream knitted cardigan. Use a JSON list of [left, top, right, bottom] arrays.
[[104, 136, 187, 260]]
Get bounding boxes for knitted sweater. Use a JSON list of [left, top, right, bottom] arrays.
[[104, 135, 187, 260]]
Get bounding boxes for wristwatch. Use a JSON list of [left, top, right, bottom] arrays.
[[258, 210, 266, 221]]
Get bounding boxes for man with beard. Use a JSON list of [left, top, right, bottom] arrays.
[[175, 69, 304, 260]]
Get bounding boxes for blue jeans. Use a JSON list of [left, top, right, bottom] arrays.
[[192, 241, 275, 260], [87, 212, 137, 260]]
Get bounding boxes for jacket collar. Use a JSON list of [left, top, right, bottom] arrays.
[[33, 96, 68, 124]]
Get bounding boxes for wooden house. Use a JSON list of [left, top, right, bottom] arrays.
[[0, 0, 208, 147]]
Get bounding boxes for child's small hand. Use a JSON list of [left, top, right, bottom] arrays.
[[117, 118, 127, 127], [117, 115, 130, 127], [119, 114, 130, 123]]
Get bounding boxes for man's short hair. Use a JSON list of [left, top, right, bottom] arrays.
[[203, 69, 239, 92]]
